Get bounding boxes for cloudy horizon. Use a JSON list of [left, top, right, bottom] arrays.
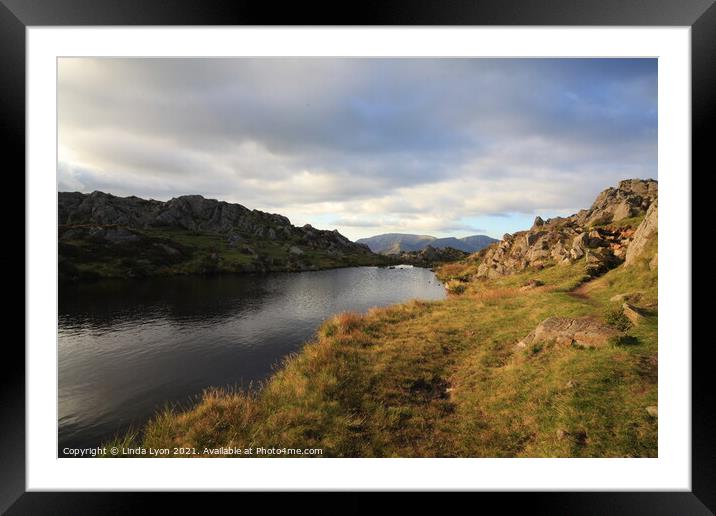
[[58, 58, 657, 241]]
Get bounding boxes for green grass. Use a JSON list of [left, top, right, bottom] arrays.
[[592, 214, 645, 230], [104, 229, 657, 457]]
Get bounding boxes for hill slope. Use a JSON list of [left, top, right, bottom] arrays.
[[58, 191, 387, 281], [358, 233, 497, 254], [390, 245, 470, 268], [107, 178, 658, 458]]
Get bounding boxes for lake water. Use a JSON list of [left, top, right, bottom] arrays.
[[58, 266, 445, 454]]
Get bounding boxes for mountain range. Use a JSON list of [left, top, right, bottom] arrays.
[[356, 233, 498, 255]]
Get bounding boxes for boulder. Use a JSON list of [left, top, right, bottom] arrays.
[[609, 292, 644, 303], [622, 302, 647, 324], [517, 316, 624, 349], [624, 198, 658, 266]]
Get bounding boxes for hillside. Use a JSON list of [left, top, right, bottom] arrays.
[[391, 245, 469, 268], [105, 179, 658, 458], [58, 191, 389, 281], [357, 233, 497, 254]]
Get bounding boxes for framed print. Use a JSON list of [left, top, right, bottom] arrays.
[[4, 0, 712, 513]]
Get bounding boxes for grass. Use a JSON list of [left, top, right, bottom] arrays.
[[592, 214, 645, 230], [102, 233, 657, 458]]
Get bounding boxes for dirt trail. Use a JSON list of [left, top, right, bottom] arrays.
[[567, 279, 598, 304]]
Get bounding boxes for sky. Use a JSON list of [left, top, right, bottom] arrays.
[[58, 58, 657, 241]]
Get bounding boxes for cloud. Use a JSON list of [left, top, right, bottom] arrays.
[[58, 58, 657, 240]]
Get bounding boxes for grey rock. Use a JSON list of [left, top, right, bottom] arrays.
[[576, 179, 657, 227], [622, 302, 647, 324], [518, 316, 624, 349], [58, 191, 375, 258], [625, 199, 658, 266]]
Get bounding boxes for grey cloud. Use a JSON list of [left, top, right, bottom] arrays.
[[58, 58, 657, 239]]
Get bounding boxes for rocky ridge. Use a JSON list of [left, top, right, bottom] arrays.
[[471, 179, 658, 279], [59, 191, 372, 256], [58, 191, 386, 280]]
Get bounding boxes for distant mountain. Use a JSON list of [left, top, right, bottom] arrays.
[[357, 233, 498, 255], [431, 235, 499, 253], [354, 233, 435, 254]]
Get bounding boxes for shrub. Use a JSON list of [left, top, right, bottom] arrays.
[[445, 279, 467, 295], [604, 307, 632, 331], [609, 335, 639, 347]]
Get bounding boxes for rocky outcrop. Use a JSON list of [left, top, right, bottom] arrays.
[[57, 191, 388, 281], [624, 198, 658, 266], [58, 191, 373, 257], [392, 245, 469, 267], [574, 179, 657, 227], [472, 179, 657, 279], [517, 317, 624, 350]]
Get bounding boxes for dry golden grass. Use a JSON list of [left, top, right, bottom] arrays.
[[468, 286, 521, 303]]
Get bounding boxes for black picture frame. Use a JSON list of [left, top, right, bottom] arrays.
[[3, 0, 710, 513]]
